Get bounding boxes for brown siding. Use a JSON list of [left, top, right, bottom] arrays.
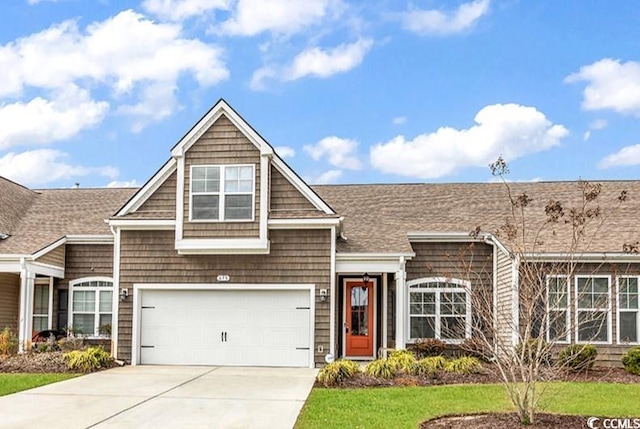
[[182, 115, 261, 239], [58, 244, 114, 289], [270, 166, 317, 212], [118, 229, 332, 366], [406, 242, 493, 284], [0, 273, 20, 329], [35, 244, 66, 268], [137, 171, 177, 217]]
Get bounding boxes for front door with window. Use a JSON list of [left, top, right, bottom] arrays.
[[345, 280, 374, 357]]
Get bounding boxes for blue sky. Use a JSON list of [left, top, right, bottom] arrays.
[[1, 0, 640, 188]]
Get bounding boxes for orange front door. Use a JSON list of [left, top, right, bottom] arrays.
[[345, 281, 374, 356]]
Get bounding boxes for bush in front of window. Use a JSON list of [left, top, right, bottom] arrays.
[[388, 349, 417, 374], [414, 356, 447, 376], [557, 344, 597, 372], [316, 359, 361, 386], [364, 358, 398, 379], [621, 346, 640, 375], [412, 338, 446, 358], [64, 346, 113, 372], [444, 356, 483, 374]]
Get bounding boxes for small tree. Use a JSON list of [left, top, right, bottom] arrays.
[[458, 157, 630, 425]]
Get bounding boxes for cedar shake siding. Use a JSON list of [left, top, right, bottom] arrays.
[[182, 115, 261, 239], [0, 273, 20, 329], [270, 166, 318, 212], [35, 244, 66, 268], [137, 171, 177, 218], [58, 244, 114, 290], [117, 228, 332, 365], [406, 242, 493, 285]]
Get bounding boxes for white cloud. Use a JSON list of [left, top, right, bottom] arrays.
[[251, 39, 372, 89], [370, 103, 568, 179], [0, 10, 228, 131], [217, 0, 342, 36], [304, 136, 362, 170], [274, 146, 295, 158], [566, 59, 640, 116], [106, 179, 139, 188], [583, 119, 608, 141], [310, 169, 342, 184], [598, 144, 640, 169], [142, 0, 230, 21], [0, 85, 108, 149], [392, 116, 407, 125], [583, 131, 591, 141], [0, 149, 117, 186], [402, 0, 490, 36], [116, 82, 179, 132]]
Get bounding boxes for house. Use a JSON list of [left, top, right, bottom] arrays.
[[1, 99, 639, 368]]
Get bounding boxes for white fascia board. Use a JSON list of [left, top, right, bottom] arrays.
[[27, 261, 64, 278], [65, 235, 114, 244], [31, 237, 66, 260], [0, 261, 22, 272], [522, 252, 640, 263], [271, 159, 334, 214], [407, 231, 483, 242], [175, 238, 270, 255], [336, 252, 415, 273], [268, 218, 340, 229], [109, 219, 176, 230], [116, 158, 176, 216]]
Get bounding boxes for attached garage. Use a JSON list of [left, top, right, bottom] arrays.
[[133, 285, 314, 368]]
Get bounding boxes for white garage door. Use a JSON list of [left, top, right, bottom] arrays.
[[138, 288, 312, 367]]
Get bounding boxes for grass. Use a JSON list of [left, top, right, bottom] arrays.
[[295, 382, 640, 429], [0, 373, 78, 396]]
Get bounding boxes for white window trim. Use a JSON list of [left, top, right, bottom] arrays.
[[616, 276, 640, 345], [574, 275, 612, 345], [33, 278, 53, 332], [406, 277, 472, 344], [546, 275, 570, 344], [69, 277, 114, 338], [189, 164, 255, 223]]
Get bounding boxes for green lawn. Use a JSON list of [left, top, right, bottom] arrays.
[[0, 373, 78, 396], [295, 382, 640, 429]]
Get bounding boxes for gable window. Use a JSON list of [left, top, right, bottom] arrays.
[[617, 276, 639, 344], [408, 278, 471, 343], [69, 278, 113, 337], [546, 276, 570, 343], [575, 276, 610, 343], [190, 164, 254, 221]]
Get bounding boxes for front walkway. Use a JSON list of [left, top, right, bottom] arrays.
[[1, 365, 318, 429]]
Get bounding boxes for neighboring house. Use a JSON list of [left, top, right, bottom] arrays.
[[1, 99, 639, 367]]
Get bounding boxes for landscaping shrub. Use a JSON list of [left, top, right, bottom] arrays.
[[364, 358, 397, 379], [621, 346, 640, 376], [0, 327, 18, 356], [57, 337, 85, 352], [413, 338, 445, 358], [445, 356, 482, 374], [515, 339, 551, 365], [317, 359, 360, 386], [558, 344, 597, 372], [388, 349, 417, 374], [64, 346, 113, 372], [414, 356, 447, 376]]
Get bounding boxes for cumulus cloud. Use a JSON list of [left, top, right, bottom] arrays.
[[106, 179, 140, 188], [142, 0, 230, 21], [216, 0, 342, 36], [310, 169, 342, 184], [598, 144, 640, 169], [583, 119, 608, 141], [0, 149, 117, 186], [370, 103, 568, 179], [274, 146, 295, 158], [566, 59, 640, 116], [251, 39, 373, 89], [402, 0, 490, 36], [304, 136, 362, 170], [0, 10, 227, 133], [0, 86, 108, 149]]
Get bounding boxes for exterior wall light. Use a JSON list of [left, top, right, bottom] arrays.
[[119, 288, 129, 301]]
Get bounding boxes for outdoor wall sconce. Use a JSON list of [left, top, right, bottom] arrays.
[[362, 272, 370, 290], [319, 289, 328, 302], [119, 288, 129, 301]]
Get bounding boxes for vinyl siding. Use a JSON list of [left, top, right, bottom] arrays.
[[136, 171, 177, 218], [35, 244, 66, 268], [0, 273, 20, 330], [495, 246, 515, 351], [117, 228, 332, 366], [182, 115, 261, 239], [58, 244, 114, 289], [270, 166, 318, 212]]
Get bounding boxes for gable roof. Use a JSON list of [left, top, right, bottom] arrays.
[[0, 176, 38, 240], [313, 180, 640, 255], [0, 185, 137, 255]]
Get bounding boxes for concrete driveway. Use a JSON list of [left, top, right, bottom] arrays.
[[0, 365, 318, 429]]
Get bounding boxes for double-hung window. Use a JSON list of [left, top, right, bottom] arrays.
[[69, 278, 113, 337], [546, 276, 570, 343], [408, 278, 471, 343], [617, 276, 639, 344], [190, 165, 254, 221], [575, 276, 610, 343]]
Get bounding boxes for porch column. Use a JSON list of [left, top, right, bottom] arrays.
[[18, 260, 35, 352], [394, 257, 407, 350]]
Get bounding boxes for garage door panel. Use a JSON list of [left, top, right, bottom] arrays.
[[139, 288, 311, 367]]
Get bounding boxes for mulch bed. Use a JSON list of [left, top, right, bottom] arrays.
[[420, 413, 590, 428], [0, 352, 118, 373]]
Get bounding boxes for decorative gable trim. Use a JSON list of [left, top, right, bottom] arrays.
[[115, 158, 177, 217]]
